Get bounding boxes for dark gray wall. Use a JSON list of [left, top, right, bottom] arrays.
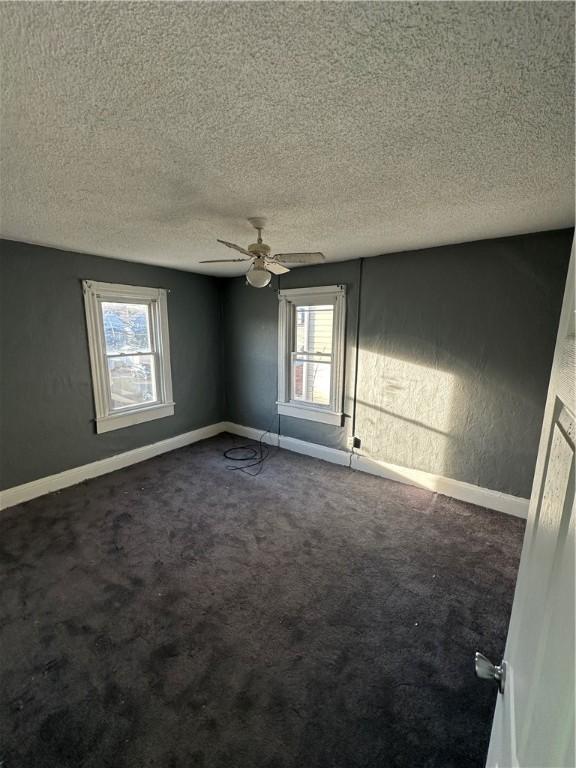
[[222, 259, 360, 451], [0, 240, 224, 489], [2, 230, 571, 498], [222, 274, 279, 434], [223, 230, 572, 497], [356, 230, 572, 497]]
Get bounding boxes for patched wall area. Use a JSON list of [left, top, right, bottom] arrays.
[[355, 230, 572, 497]]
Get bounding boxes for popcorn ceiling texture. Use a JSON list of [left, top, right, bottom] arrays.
[[0, 1, 573, 275]]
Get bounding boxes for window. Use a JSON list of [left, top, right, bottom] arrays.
[[277, 285, 346, 425], [83, 281, 174, 433]]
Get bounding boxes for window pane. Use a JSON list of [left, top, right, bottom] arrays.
[[295, 305, 333, 355], [102, 302, 152, 354], [292, 359, 332, 405], [107, 355, 157, 409]]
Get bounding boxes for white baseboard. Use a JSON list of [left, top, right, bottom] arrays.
[[0, 422, 226, 511], [221, 422, 351, 466], [221, 422, 280, 447], [1, 420, 529, 520], [223, 422, 528, 519], [280, 435, 351, 466], [351, 454, 529, 519]]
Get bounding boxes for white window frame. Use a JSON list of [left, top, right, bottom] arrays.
[[82, 280, 174, 434], [277, 285, 346, 426]]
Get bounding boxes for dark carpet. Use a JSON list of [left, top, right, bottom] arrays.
[[0, 434, 525, 768]]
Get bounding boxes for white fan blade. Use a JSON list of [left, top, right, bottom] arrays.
[[273, 252, 325, 264], [217, 239, 254, 257], [199, 258, 252, 263], [266, 262, 290, 275]]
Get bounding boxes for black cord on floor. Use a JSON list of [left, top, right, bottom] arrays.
[[223, 414, 280, 477]]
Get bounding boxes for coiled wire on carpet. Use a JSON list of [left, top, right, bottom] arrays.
[[223, 415, 280, 477]]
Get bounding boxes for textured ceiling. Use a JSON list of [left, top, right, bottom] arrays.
[[0, 2, 574, 276]]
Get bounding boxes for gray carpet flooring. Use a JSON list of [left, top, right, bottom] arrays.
[[0, 434, 525, 768]]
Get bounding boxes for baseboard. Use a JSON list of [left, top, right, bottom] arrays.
[[221, 422, 280, 447], [280, 435, 351, 466], [1, 421, 529, 519], [224, 422, 528, 519], [221, 422, 350, 466], [0, 422, 227, 511], [351, 454, 528, 518]]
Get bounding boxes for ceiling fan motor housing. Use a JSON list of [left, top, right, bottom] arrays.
[[248, 242, 271, 256]]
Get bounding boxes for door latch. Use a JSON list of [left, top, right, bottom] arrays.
[[474, 652, 506, 694]]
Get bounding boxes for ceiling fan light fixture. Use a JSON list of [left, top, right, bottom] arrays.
[[246, 259, 272, 288], [209, 218, 325, 287]]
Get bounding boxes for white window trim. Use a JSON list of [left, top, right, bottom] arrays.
[[82, 280, 174, 434], [277, 285, 346, 426]]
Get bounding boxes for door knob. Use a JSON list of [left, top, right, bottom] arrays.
[[474, 652, 506, 694]]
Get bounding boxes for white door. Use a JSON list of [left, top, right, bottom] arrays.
[[485, 245, 575, 768]]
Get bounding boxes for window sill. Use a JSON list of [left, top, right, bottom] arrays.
[[277, 402, 343, 426], [96, 402, 175, 434]]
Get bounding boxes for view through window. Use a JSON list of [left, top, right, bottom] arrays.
[[83, 280, 173, 433], [292, 304, 334, 405], [101, 302, 157, 409], [277, 285, 345, 426]]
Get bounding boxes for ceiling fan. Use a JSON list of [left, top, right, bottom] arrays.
[[200, 217, 325, 287]]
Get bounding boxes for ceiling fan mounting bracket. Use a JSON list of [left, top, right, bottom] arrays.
[[247, 216, 267, 231]]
